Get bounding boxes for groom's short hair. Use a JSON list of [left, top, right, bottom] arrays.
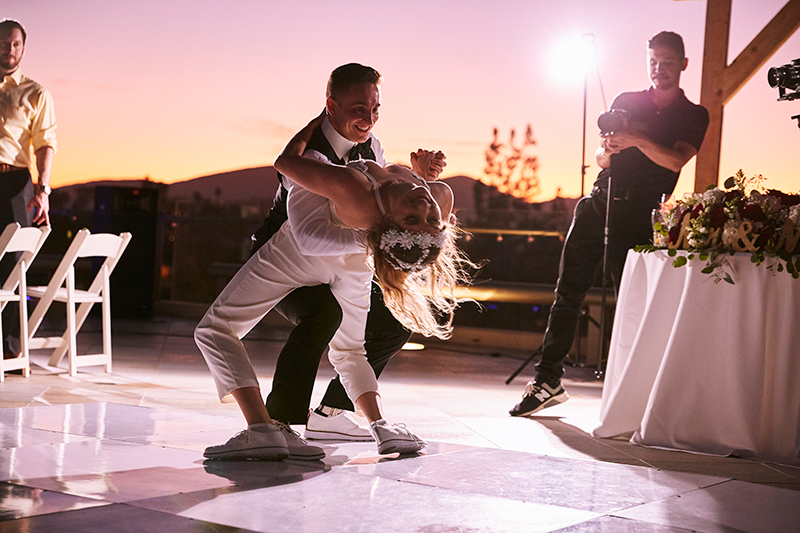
[[327, 63, 382, 102]]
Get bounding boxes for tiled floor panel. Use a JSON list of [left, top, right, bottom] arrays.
[[1, 316, 799, 532]]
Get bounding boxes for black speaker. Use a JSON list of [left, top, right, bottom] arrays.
[[94, 186, 159, 318]]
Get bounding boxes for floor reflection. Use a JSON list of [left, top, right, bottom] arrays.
[[0, 315, 798, 532]]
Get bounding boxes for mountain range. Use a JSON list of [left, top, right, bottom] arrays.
[[55, 166, 577, 229]]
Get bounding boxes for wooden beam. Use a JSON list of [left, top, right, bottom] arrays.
[[695, 0, 731, 192], [695, 0, 800, 192], [724, 0, 800, 103]]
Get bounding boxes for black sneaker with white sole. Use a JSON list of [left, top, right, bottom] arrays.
[[509, 381, 569, 417]]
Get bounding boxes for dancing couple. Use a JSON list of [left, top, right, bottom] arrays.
[[195, 63, 469, 460]]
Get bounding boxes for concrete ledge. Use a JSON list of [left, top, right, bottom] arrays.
[[454, 280, 614, 306]]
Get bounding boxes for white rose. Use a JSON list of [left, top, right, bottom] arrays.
[[722, 220, 740, 248], [790, 205, 800, 225], [763, 195, 781, 215], [703, 188, 725, 204]]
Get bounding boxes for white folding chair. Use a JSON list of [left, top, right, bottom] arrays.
[[27, 229, 132, 377], [0, 223, 51, 382]]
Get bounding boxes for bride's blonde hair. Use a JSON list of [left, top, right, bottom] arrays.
[[366, 215, 473, 340]]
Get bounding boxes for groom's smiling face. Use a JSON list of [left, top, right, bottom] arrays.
[[327, 82, 381, 143]]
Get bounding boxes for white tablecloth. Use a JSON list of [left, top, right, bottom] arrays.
[[593, 250, 800, 466]]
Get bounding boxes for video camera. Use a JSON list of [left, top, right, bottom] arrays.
[[597, 108, 628, 135], [767, 58, 800, 101]]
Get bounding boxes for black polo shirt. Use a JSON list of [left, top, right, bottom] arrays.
[[593, 88, 709, 201]]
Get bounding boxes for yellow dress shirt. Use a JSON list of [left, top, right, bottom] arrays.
[[0, 70, 57, 168]]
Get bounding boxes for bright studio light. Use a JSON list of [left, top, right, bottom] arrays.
[[548, 33, 597, 86]]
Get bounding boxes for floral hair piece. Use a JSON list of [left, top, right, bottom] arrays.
[[379, 227, 447, 273]]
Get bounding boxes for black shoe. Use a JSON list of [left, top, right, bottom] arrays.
[[509, 381, 569, 417]]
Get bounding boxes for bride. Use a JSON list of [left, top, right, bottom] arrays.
[[195, 112, 469, 460]]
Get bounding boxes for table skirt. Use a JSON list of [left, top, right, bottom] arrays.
[[593, 250, 800, 466]]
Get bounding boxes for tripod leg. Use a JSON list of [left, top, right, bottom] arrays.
[[596, 181, 612, 379], [505, 346, 543, 384]]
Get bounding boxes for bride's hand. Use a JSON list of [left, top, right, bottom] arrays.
[[307, 109, 327, 130], [410, 149, 447, 180], [279, 110, 327, 159]]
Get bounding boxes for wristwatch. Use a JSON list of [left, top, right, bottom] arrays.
[[38, 184, 52, 195]]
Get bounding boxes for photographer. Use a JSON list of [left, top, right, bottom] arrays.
[[510, 31, 709, 416]]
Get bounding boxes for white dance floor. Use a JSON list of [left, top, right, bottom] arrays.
[[1, 315, 798, 532]]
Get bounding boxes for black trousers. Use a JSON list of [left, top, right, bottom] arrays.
[[265, 280, 410, 424], [0, 170, 34, 356], [534, 187, 655, 386]]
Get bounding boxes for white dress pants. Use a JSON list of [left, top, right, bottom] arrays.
[[194, 222, 376, 404]]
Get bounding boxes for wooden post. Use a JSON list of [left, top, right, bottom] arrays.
[[695, 0, 800, 192], [695, 0, 731, 193]]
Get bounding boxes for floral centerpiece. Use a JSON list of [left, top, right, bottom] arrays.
[[636, 170, 800, 283]]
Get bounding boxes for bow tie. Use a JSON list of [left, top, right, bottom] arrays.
[[347, 140, 375, 162]]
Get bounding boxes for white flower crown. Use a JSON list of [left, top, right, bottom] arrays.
[[379, 227, 447, 273]]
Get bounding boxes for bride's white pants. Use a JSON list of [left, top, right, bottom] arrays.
[[194, 222, 375, 405]]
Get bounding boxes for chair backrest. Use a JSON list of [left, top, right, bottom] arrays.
[[0, 223, 52, 291], [77, 233, 131, 259], [78, 232, 133, 296], [27, 229, 132, 335]]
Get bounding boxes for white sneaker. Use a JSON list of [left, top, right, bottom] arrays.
[[368, 419, 426, 455], [275, 422, 327, 461], [204, 426, 288, 460], [304, 408, 374, 441]]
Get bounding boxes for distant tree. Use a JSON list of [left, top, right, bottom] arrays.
[[482, 125, 540, 202]]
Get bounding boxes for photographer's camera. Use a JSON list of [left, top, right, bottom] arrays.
[[597, 109, 628, 135]]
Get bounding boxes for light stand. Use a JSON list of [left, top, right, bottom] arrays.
[[505, 34, 600, 384], [575, 34, 598, 369], [581, 74, 589, 198]]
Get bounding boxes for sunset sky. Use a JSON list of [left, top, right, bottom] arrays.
[[5, 0, 800, 201]]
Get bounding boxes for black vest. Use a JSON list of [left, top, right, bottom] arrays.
[[249, 126, 375, 255]]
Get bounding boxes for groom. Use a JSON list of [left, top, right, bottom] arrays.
[[252, 63, 445, 440]]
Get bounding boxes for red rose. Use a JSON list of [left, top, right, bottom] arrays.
[[691, 203, 704, 219], [740, 203, 764, 222], [668, 225, 680, 244], [677, 206, 690, 225], [724, 189, 744, 203], [708, 204, 726, 228], [756, 225, 775, 247]]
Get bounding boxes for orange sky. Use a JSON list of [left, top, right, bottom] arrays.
[[6, 0, 800, 201]]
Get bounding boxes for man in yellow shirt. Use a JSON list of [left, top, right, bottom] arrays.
[[0, 19, 57, 358]]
